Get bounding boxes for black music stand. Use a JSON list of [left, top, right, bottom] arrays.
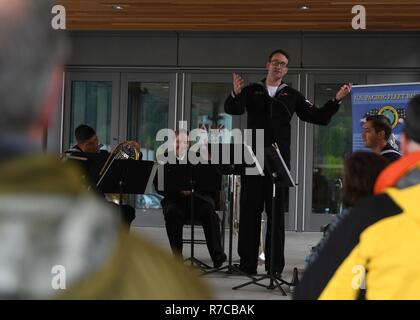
[[97, 160, 154, 215], [201, 143, 255, 276], [161, 162, 222, 271], [232, 144, 299, 295], [65, 151, 109, 187]]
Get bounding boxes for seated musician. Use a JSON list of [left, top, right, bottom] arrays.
[[66, 124, 141, 227], [156, 130, 227, 268], [66, 124, 140, 156]]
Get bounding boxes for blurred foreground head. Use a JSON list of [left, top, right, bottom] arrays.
[[0, 1, 211, 300], [400, 94, 420, 155], [0, 0, 67, 138]]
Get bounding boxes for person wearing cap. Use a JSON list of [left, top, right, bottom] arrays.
[[294, 94, 420, 300], [362, 114, 401, 162]]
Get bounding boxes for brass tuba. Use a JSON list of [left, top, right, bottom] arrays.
[[97, 141, 141, 204]]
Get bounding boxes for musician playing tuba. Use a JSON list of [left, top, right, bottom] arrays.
[[65, 124, 141, 227]]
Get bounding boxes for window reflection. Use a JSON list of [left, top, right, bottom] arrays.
[[312, 84, 352, 215], [127, 82, 169, 209], [190, 82, 234, 215], [191, 83, 233, 141], [70, 81, 112, 150]]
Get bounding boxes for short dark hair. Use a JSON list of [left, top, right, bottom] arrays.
[[403, 94, 420, 144], [342, 151, 389, 207], [268, 49, 290, 63], [365, 115, 392, 141], [75, 125, 96, 143]]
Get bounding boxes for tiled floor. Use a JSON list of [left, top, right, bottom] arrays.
[[131, 226, 322, 300]]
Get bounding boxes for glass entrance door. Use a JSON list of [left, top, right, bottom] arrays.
[[63, 72, 121, 152], [183, 73, 237, 134], [120, 73, 177, 222], [303, 73, 365, 231]]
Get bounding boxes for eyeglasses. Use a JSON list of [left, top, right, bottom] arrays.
[[270, 60, 288, 68]]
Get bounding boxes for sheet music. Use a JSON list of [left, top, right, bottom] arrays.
[[273, 143, 296, 186]]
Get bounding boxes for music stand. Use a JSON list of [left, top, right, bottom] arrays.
[[201, 143, 257, 277], [65, 151, 109, 188], [161, 162, 222, 271], [97, 160, 154, 215], [232, 143, 299, 295]]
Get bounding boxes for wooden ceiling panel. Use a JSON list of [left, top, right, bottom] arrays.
[[57, 0, 420, 31]]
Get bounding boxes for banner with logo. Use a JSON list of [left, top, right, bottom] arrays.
[[351, 83, 420, 151]]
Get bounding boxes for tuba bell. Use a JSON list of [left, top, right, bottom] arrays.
[[100, 141, 140, 175], [97, 141, 141, 204]]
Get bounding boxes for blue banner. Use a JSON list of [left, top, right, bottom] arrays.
[[351, 83, 420, 152]]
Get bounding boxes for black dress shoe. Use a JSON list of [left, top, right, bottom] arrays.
[[213, 253, 227, 268], [267, 271, 283, 278], [266, 268, 284, 277], [232, 263, 257, 275]]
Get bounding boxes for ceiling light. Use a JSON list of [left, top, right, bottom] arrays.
[[299, 5, 311, 11], [112, 5, 125, 11]]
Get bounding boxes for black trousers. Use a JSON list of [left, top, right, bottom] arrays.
[[162, 195, 224, 262], [238, 175, 287, 273]]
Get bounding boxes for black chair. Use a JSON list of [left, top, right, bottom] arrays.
[[183, 210, 226, 247], [182, 208, 226, 269]]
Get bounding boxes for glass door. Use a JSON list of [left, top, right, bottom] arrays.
[[183, 73, 237, 230], [303, 73, 365, 231], [63, 72, 121, 152], [183, 73, 240, 135], [120, 72, 177, 225]]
